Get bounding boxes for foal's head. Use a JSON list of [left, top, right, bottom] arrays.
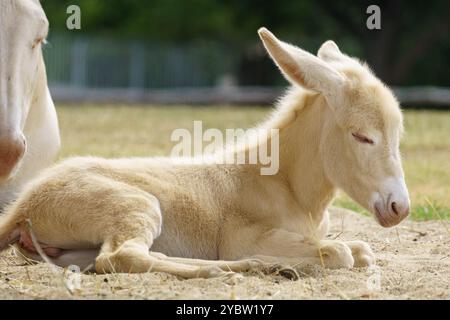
[[259, 28, 409, 227]]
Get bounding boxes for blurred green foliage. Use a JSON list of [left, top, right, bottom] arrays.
[[41, 0, 450, 86]]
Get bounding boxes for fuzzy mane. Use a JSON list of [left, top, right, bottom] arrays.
[[219, 86, 318, 157]]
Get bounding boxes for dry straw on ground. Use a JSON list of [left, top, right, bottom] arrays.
[[0, 209, 448, 300], [0, 106, 448, 299]]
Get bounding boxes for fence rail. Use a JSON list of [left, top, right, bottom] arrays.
[[44, 34, 450, 107], [393, 87, 450, 106], [44, 34, 239, 90], [50, 86, 450, 107]]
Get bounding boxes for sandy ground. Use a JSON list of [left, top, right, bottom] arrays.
[[0, 209, 448, 300]]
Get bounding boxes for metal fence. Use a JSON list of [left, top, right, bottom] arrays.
[[44, 34, 239, 90], [43, 34, 450, 107]]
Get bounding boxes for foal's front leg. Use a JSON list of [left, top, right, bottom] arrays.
[[327, 207, 375, 267], [229, 228, 371, 269]]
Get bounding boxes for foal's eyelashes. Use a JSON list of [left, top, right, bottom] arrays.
[[352, 132, 374, 145]]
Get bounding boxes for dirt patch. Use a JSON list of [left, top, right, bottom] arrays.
[[0, 209, 448, 300]]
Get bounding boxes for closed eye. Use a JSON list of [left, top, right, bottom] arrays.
[[352, 132, 374, 145], [32, 37, 45, 49]]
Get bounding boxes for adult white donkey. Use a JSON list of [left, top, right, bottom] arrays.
[[0, 28, 409, 279], [0, 0, 60, 208]]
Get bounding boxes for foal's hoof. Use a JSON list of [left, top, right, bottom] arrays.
[[277, 267, 299, 281], [319, 241, 355, 269], [346, 240, 375, 267], [266, 265, 299, 281]]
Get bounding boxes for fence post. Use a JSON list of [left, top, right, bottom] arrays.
[[129, 43, 146, 89], [70, 38, 89, 88]]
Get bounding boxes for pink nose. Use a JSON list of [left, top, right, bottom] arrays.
[[374, 195, 410, 228], [0, 134, 26, 180], [390, 200, 410, 219]]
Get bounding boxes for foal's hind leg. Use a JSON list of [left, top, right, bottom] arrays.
[[95, 193, 239, 279], [96, 237, 238, 279], [148, 252, 263, 272]]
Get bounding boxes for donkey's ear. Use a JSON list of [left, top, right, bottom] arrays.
[[258, 28, 344, 95], [317, 40, 344, 62]]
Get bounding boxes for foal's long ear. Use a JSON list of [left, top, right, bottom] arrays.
[[258, 28, 344, 95], [318, 40, 351, 64], [317, 40, 343, 62]]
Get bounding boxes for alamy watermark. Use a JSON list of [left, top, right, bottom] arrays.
[[170, 121, 280, 175], [66, 5, 81, 30], [64, 264, 81, 293], [366, 5, 381, 30], [366, 265, 381, 291], [65, 4, 381, 31]]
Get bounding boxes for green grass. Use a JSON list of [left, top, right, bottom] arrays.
[[56, 105, 450, 221], [333, 194, 449, 221]]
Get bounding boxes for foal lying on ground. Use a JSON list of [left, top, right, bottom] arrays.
[[0, 28, 410, 279]]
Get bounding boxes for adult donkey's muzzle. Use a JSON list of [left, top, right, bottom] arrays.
[[0, 133, 26, 181]]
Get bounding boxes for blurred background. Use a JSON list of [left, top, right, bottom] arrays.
[[37, 0, 449, 219], [41, 0, 450, 106], [1, 1, 448, 299]]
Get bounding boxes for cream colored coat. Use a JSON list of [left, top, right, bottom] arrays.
[[0, 28, 409, 279]]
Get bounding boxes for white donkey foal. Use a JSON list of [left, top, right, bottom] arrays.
[[0, 28, 409, 279], [0, 0, 60, 209]]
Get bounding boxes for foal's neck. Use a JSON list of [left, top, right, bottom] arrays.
[[277, 90, 336, 220]]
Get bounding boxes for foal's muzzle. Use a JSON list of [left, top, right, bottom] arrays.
[[373, 193, 410, 227]]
